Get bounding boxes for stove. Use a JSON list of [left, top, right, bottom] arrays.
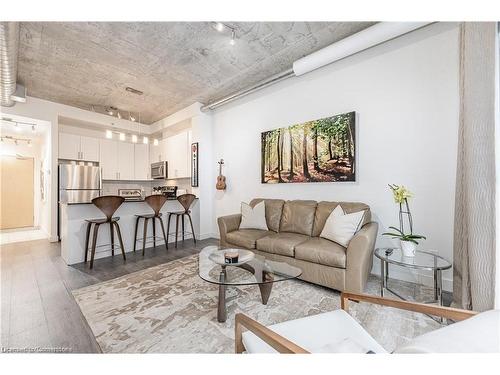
[[118, 189, 143, 201]]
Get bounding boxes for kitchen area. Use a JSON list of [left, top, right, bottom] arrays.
[[57, 119, 199, 265]]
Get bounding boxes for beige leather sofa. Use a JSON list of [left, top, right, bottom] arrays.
[[218, 199, 378, 293]]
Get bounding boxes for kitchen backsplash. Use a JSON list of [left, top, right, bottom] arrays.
[[102, 178, 192, 197]]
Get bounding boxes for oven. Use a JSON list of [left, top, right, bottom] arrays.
[[151, 161, 167, 179]]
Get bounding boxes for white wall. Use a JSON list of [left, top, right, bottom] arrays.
[[210, 23, 460, 290]]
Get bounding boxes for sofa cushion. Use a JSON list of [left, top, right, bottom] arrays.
[[312, 201, 371, 237], [250, 198, 285, 232], [226, 229, 273, 249], [256, 232, 309, 257], [295, 237, 347, 268], [242, 309, 387, 353], [279, 200, 317, 236], [240, 201, 268, 230]]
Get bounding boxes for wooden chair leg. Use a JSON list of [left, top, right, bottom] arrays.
[[113, 221, 126, 261], [109, 221, 115, 256], [175, 214, 180, 248], [84, 222, 92, 263], [182, 214, 185, 242], [187, 213, 196, 244], [89, 223, 100, 269], [142, 217, 149, 256], [153, 217, 156, 248], [158, 216, 168, 250], [133, 216, 140, 252], [167, 213, 172, 242]]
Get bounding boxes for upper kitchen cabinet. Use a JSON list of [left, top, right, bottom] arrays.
[[134, 143, 150, 180], [99, 138, 118, 180], [99, 139, 150, 181], [59, 133, 99, 162], [150, 138, 167, 163], [166, 130, 191, 179]]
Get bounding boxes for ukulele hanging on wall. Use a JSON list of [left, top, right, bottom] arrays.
[[216, 159, 227, 190]]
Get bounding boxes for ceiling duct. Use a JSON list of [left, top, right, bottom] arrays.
[[0, 22, 20, 107], [201, 22, 432, 111]]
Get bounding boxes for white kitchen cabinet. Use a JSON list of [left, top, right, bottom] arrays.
[[80, 136, 100, 162], [99, 139, 118, 180], [150, 140, 162, 163], [59, 133, 80, 160], [59, 133, 99, 162], [166, 131, 190, 179], [118, 142, 135, 180], [134, 143, 150, 180]]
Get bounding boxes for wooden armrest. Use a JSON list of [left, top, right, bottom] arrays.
[[234, 313, 309, 354], [341, 291, 477, 321]]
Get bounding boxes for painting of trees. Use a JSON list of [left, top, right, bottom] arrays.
[[261, 111, 355, 183]]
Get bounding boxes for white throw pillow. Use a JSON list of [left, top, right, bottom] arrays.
[[239, 201, 268, 231], [320, 205, 365, 247]]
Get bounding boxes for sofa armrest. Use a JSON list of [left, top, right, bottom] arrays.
[[217, 214, 242, 246], [345, 222, 378, 293]]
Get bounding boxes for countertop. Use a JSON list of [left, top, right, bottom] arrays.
[[63, 197, 197, 205]]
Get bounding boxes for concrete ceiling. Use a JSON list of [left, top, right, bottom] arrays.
[[18, 22, 375, 124]]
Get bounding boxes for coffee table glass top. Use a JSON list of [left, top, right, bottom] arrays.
[[374, 248, 451, 271], [198, 246, 302, 286]]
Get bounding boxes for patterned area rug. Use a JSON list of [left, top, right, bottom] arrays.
[[73, 255, 441, 353]]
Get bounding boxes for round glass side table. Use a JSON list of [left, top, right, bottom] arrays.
[[374, 248, 452, 308]]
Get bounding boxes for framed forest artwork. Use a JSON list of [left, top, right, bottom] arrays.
[[261, 111, 356, 184]]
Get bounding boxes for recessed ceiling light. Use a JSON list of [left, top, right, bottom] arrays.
[[213, 22, 225, 32], [125, 87, 143, 95]]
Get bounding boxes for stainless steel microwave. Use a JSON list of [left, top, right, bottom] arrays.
[[151, 161, 167, 179]]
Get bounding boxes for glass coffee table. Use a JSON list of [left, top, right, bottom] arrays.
[[374, 248, 452, 322], [198, 246, 302, 323]]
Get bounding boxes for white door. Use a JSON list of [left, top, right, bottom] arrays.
[[134, 143, 150, 180], [99, 139, 118, 180], [59, 133, 80, 160], [117, 142, 135, 180], [80, 136, 100, 162]]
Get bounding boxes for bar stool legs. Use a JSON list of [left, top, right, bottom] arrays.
[[133, 216, 140, 252], [133, 215, 169, 256], [110, 222, 115, 256], [142, 217, 149, 256], [113, 221, 126, 261], [187, 213, 197, 245], [84, 222, 92, 263], [89, 223, 100, 269]]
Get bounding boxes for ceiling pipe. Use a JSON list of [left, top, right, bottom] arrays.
[[201, 22, 432, 111], [0, 22, 20, 107]]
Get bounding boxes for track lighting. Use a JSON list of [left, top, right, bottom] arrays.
[[130, 115, 136, 122], [211, 22, 236, 46]]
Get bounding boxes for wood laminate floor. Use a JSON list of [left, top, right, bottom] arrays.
[[0, 237, 217, 353]]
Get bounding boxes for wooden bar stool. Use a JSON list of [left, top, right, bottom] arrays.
[[84, 195, 126, 269], [167, 193, 197, 248], [133, 195, 169, 256]]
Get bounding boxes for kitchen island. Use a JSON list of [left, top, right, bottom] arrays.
[[60, 198, 199, 265]]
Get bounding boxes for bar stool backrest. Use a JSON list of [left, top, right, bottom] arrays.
[[91, 195, 125, 220], [177, 193, 196, 212], [145, 194, 168, 216]]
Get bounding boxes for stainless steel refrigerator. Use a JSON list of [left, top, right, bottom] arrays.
[[58, 164, 101, 239], [59, 164, 101, 203]]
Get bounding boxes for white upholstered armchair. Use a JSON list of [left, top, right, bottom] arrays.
[[235, 292, 499, 353]]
